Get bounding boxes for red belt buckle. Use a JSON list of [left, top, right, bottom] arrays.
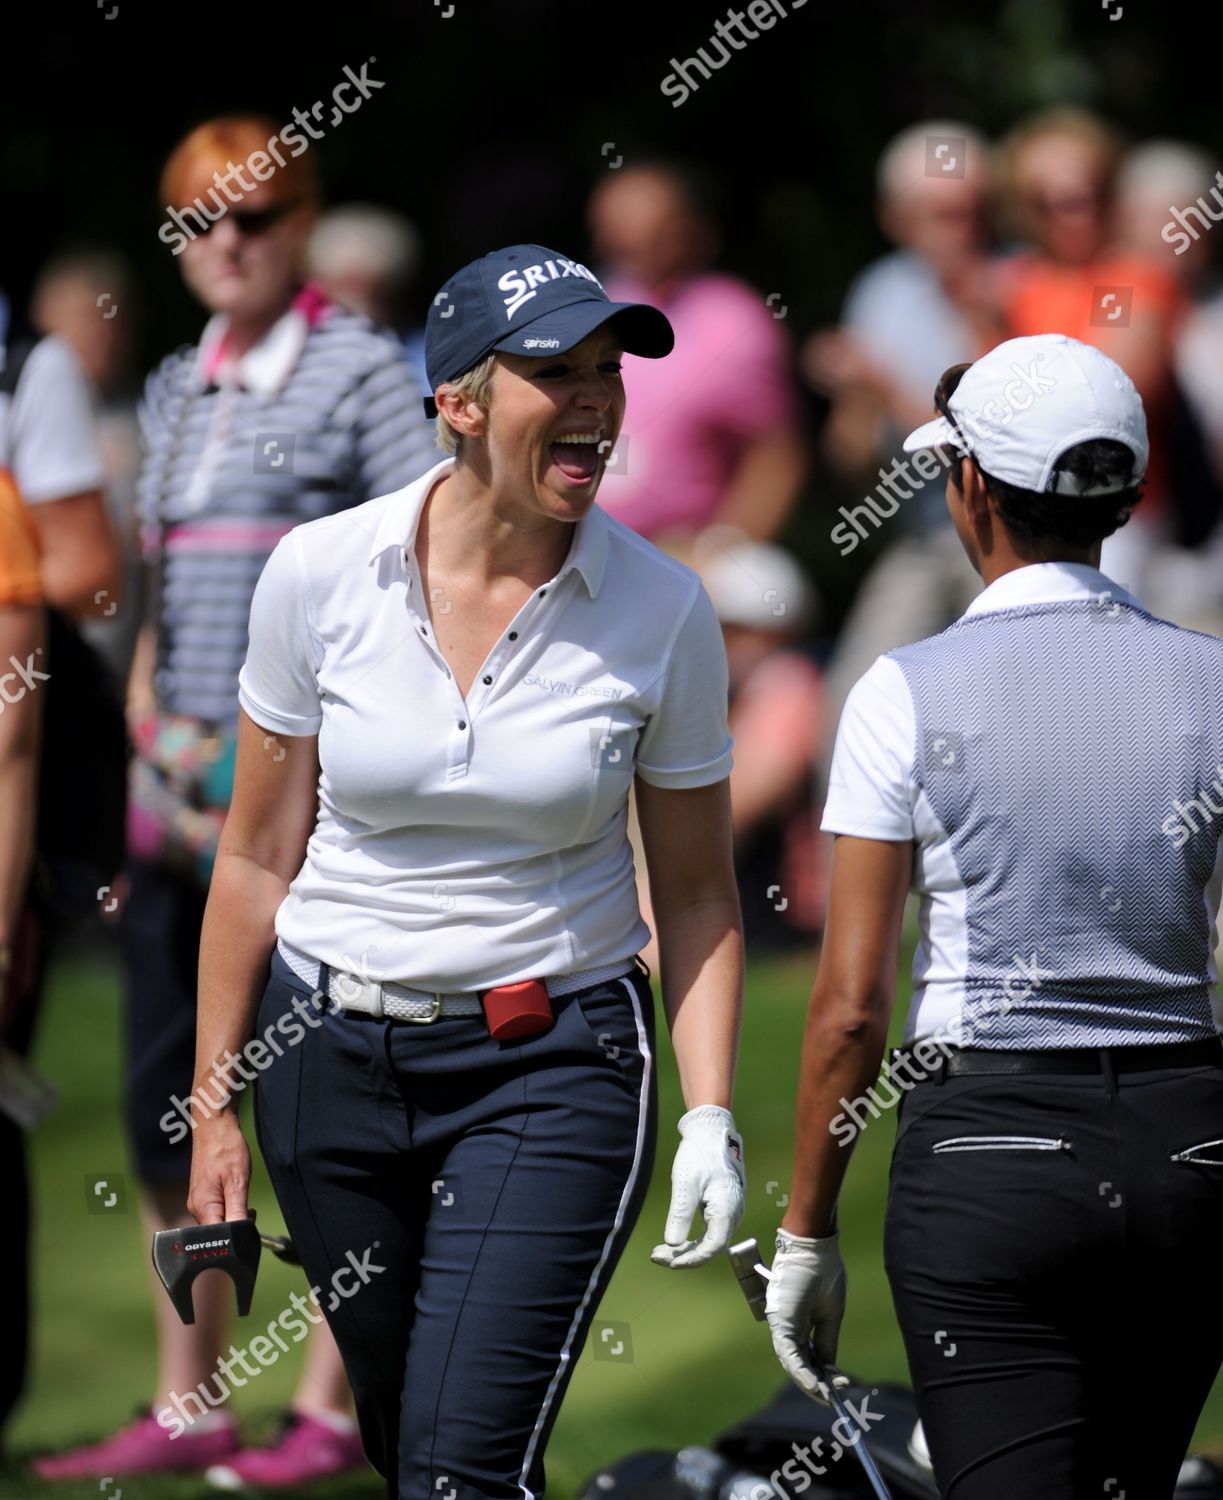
[[480, 978, 554, 1040]]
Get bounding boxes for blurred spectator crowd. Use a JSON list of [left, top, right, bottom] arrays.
[[3, 101, 1223, 1483]]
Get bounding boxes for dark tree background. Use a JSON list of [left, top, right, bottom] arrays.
[[4, 0, 1217, 619]]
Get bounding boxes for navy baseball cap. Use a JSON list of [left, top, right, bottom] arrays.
[[422, 243, 674, 418]]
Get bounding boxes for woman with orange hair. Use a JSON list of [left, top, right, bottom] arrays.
[[33, 114, 435, 1488]]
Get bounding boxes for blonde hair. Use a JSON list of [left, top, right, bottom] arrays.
[[434, 353, 497, 456], [995, 108, 1123, 240]]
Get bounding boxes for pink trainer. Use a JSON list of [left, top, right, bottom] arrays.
[[205, 1409, 368, 1490], [31, 1406, 240, 1479]]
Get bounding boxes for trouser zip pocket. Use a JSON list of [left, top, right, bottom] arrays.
[[1171, 1138, 1223, 1165], [931, 1134, 1071, 1154]]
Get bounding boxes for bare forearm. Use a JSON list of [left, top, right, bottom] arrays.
[[730, 746, 811, 836], [194, 850, 292, 1104], [0, 612, 43, 944], [780, 989, 890, 1238], [655, 896, 743, 1110], [40, 532, 121, 620], [715, 429, 806, 542], [34, 492, 122, 620], [126, 616, 158, 727], [0, 745, 38, 944]]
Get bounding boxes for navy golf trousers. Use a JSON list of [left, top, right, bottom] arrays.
[[253, 943, 658, 1500]]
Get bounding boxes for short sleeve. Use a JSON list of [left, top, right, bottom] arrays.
[[635, 583, 734, 788], [237, 532, 323, 736], [820, 654, 916, 840], [7, 337, 106, 504]]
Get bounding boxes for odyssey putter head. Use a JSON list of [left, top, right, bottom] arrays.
[[151, 1217, 262, 1325]]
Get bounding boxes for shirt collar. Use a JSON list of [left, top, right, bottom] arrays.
[[960, 560, 1142, 620], [367, 456, 609, 599], [193, 282, 333, 396]]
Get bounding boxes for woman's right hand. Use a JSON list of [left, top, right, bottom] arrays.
[[186, 1111, 251, 1225]]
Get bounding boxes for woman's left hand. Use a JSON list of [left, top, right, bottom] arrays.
[[650, 1104, 746, 1268], [764, 1226, 851, 1406], [187, 1112, 252, 1226]]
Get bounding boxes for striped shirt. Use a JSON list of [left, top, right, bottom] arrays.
[[137, 286, 436, 723]]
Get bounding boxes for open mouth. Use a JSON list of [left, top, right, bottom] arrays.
[[549, 432, 605, 484]]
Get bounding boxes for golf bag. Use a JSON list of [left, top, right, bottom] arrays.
[[578, 1377, 1223, 1499]]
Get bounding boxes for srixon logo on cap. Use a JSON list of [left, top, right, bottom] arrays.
[[498, 257, 603, 319]]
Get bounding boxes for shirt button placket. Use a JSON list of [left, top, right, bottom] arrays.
[[405, 556, 470, 773], [446, 639, 469, 770]]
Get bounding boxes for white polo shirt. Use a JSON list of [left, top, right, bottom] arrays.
[[822, 561, 1223, 1047], [0, 300, 106, 504], [238, 456, 734, 991]]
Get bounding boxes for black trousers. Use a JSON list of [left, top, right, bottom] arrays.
[[0, 875, 55, 1444], [117, 854, 210, 1183], [884, 1050, 1223, 1499]]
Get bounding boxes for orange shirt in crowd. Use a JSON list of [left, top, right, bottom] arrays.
[[0, 469, 43, 606], [998, 253, 1184, 515]]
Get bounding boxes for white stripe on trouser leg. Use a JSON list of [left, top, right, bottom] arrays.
[[516, 977, 653, 1499]]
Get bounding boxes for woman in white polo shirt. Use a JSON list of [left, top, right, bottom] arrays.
[[764, 335, 1223, 1500], [185, 244, 748, 1498]]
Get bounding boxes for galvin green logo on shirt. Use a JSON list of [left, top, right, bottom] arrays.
[[522, 674, 622, 700]]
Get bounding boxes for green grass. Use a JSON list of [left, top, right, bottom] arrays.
[[5, 935, 1223, 1498]]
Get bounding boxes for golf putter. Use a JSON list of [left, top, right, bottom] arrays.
[[260, 1232, 301, 1266], [152, 1210, 300, 1325], [728, 1237, 894, 1500]]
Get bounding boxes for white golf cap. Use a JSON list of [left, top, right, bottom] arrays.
[[902, 333, 1148, 497]]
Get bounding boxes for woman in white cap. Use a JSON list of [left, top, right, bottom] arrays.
[[185, 244, 748, 1498], [764, 333, 1223, 1500]]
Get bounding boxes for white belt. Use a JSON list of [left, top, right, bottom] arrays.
[[276, 937, 637, 1024]]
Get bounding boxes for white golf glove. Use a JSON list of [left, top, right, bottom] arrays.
[[650, 1104, 745, 1269], [765, 1225, 851, 1405]]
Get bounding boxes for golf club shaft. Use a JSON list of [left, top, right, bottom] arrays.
[[726, 1241, 892, 1500], [807, 1339, 892, 1500], [259, 1232, 301, 1265]]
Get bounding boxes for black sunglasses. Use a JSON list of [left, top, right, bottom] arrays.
[[196, 197, 304, 238], [933, 362, 973, 455], [933, 362, 971, 420]]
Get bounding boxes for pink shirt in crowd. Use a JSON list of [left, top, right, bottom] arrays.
[[595, 272, 798, 540]]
